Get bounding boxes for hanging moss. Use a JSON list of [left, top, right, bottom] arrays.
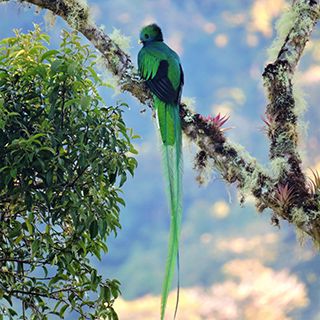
[[292, 207, 309, 226], [267, 4, 297, 61], [109, 28, 131, 54], [44, 10, 57, 29], [270, 157, 290, 178], [65, 0, 90, 28], [181, 96, 196, 112]]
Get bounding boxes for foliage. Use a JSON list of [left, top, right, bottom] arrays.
[[0, 26, 137, 319]]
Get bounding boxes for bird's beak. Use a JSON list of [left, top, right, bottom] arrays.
[[138, 39, 142, 44]]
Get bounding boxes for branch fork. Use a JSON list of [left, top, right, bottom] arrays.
[[2, 0, 320, 243]]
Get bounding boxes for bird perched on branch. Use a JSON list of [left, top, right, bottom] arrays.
[[138, 23, 184, 320]]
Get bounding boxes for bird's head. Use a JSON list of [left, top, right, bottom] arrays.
[[139, 24, 163, 44]]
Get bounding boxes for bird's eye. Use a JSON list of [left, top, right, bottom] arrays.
[[144, 34, 149, 39]]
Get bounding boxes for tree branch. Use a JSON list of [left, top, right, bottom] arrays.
[[2, 0, 320, 243], [262, 0, 320, 239]]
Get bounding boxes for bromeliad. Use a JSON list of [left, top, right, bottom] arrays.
[[138, 23, 184, 320]]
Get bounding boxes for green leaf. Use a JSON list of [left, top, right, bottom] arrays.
[[59, 304, 68, 317], [80, 96, 91, 109], [98, 219, 108, 238], [50, 59, 63, 73], [9, 167, 17, 178], [100, 285, 110, 302], [90, 270, 98, 288], [111, 285, 119, 299], [39, 146, 55, 154], [116, 197, 125, 207], [119, 174, 127, 188], [45, 170, 53, 185], [40, 49, 59, 62], [48, 275, 61, 287], [8, 308, 17, 316], [129, 145, 138, 155], [25, 220, 34, 235], [67, 61, 77, 75], [9, 223, 21, 238], [17, 261, 23, 274], [31, 239, 41, 256], [88, 66, 100, 83], [89, 220, 99, 239]]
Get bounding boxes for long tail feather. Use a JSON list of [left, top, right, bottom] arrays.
[[173, 249, 180, 320], [155, 98, 183, 320]]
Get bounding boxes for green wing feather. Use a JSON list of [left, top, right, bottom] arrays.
[[138, 42, 181, 91], [138, 43, 183, 320]]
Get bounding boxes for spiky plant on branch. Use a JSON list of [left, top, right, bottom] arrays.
[[261, 112, 278, 138], [199, 113, 230, 131], [274, 183, 297, 211], [307, 169, 320, 195]]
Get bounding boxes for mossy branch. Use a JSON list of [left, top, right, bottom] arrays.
[[262, 0, 320, 241], [3, 0, 320, 244]]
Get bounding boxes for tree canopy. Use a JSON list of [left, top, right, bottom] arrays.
[[0, 26, 137, 319]]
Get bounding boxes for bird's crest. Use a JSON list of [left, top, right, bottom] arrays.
[[139, 23, 163, 43]]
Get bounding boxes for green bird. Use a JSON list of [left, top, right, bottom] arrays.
[[138, 24, 184, 320]]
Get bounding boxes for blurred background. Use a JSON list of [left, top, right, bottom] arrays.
[[1, 0, 320, 319]]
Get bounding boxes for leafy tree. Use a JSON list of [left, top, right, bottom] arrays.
[[0, 26, 137, 319]]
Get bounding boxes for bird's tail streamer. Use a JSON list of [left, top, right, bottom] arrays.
[[155, 98, 183, 320]]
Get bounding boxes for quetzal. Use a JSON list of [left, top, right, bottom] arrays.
[[138, 24, 184, 320]]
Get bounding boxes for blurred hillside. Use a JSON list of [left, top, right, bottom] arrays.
[[115, 258, 308, 319], [1, 0, 320, 319]]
